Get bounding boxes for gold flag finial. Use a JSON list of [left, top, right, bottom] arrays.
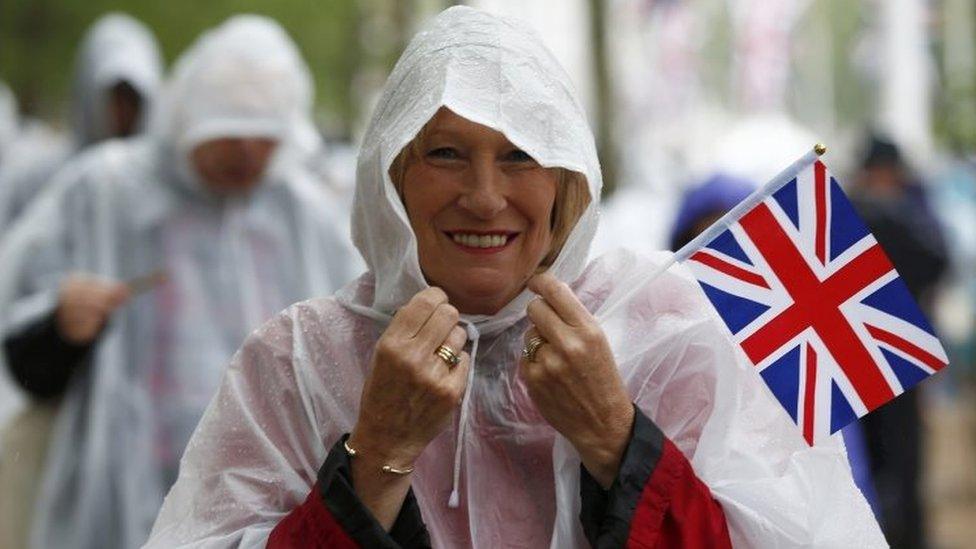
[[814, 143, 827, 156]]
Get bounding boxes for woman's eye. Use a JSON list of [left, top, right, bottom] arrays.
[[426, 147, 459, 160], [503, 149, 534, 163]]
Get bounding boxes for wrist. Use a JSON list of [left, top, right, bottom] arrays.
[[348, 427, 422, 470], [575, 403, 635, 489]]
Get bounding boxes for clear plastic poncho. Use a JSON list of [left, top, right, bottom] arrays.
[[146, 7, 884, 548], [0, 15, 358, 549]]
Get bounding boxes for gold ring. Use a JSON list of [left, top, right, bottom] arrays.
[[521, 335, 547, 362], [435, 344, 461, 368]]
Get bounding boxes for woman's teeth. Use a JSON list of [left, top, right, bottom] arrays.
[[452, 233, 509, 248]]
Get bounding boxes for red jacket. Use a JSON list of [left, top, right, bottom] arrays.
[[268, 408, 732, 548]]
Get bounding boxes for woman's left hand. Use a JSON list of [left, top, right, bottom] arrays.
[[519, 272, 635, 489]]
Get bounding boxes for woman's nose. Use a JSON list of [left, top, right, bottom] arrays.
[[457, 158, 507, 219]]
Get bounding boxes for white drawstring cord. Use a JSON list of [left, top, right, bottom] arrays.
[[448, 322, 479, 508]]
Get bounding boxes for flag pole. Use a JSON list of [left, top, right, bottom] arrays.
[[672, 143, 826, 263], [595, 144, 827, 323]]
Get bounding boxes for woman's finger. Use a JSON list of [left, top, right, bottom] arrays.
[[430, 325, 467, 373], [527, 273, 591, 327], [415, 302, 460, 349], [526, 297, 571, 347], [442, 324, 467, 354], [389, 287, 448, 338], [522, 326, 541, 346], [444, 351, 471, 397]]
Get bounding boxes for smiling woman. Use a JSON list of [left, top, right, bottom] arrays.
[[390, 107, 589, 315], [145, 6, 885, 549]]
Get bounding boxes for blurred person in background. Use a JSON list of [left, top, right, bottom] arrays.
[[848, 135, 949, 549], [0, 14, 162, 549], [0, 12, 163, 233], [668, 172, 755, 251], [0, 15, 358, 549], [0, 80, 23, 452]]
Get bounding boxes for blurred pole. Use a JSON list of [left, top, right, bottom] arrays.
[[878, 0, 934, 165], [806, 1, 836, 136], [589, 0, 618, 195], [393, 0, 415, 54], [352, 0, 417, 141]]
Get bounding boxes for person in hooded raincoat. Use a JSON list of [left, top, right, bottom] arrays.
[[146, 7, 885, 548], [0, 15, 358, 549], [0, 81, 20, 419], [0, 12, 162, 233], [849, 136, 948, 549], [0, 16, 162, 548]]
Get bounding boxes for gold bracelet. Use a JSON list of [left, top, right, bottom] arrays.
[[343, 438, 415, 476]]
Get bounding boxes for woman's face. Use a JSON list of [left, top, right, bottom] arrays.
[[401, 108, 558, 315]]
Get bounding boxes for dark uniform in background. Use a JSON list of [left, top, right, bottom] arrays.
[[849, 136, 949, 549]]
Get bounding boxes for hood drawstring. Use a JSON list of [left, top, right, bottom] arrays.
[[448, 322, 479, 508]]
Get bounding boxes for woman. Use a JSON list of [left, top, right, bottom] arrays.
[[147, 7, 883, 548], [0, 16, 356, 549]]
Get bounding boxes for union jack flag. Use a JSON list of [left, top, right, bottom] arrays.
[[683, 155, 948, 445]]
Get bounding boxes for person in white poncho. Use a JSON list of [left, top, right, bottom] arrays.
[[0, 15, 163, 549], [146, 7, 885, 548], [0, 15, 357, 549], [0, 13, 163, 233]]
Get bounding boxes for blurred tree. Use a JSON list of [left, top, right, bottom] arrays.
[[589, 0, 617, 194], [0, 0, 363, 138], [934, 0, 976, 152]]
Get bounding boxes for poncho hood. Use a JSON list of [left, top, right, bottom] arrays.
[[72, 13, 162, 147], [150, 15, 321, 198], [349, 6, 602, 335]]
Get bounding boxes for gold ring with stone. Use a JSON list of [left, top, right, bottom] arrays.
[[522, 335, 547, 362], [435, 344, 461, 368]]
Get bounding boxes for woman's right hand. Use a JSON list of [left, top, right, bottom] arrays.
[[349, 286, 469, 471], [347, 287, 469, 529], [55, 275, 131, 345]]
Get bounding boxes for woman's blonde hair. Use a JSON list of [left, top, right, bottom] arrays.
[[389, 123, 591, 269]]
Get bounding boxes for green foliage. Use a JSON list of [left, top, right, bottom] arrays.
[[0, 0, 361, 136]]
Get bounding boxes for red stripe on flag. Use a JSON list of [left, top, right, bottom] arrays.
[[738, 203, 895, 411], [689, 250, 770, 289], [866, 324, 947, 372], [815, 161, 827, 265], [821, 244, 894, 301], [803, 344, 817, 445]]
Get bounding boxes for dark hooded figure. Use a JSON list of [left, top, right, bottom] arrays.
[[848, 135, 949, 549]]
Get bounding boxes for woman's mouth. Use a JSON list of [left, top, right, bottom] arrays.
[[445, 231, 519, 253]]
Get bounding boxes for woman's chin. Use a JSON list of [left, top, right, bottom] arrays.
[[446, 280, 524, 316]]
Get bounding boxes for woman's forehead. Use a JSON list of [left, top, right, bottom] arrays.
[[423, 108, 516, 146]]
